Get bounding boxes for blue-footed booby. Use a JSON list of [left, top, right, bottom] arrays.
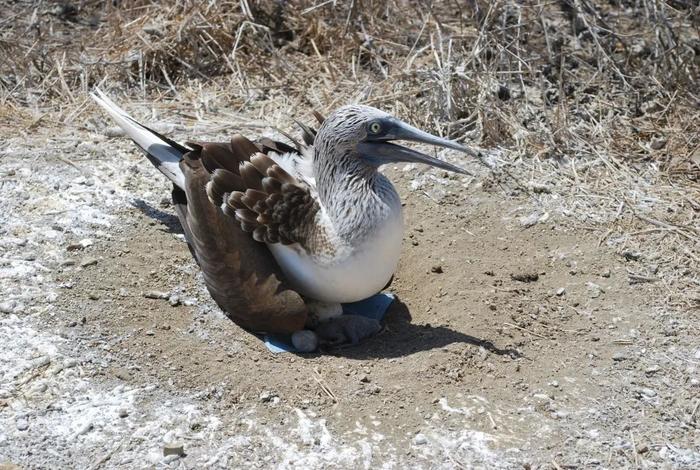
[[91, 89, 474, 349]]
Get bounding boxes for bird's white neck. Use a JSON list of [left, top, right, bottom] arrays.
[[319, 167, 402, 244]]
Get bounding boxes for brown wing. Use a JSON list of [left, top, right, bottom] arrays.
[[202, 137, 329, 255], [173, 136, 309, 334]]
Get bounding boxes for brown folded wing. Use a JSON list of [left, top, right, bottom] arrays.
[[173, 135, 310, 334]]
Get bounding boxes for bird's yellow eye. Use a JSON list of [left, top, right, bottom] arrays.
[[369, 122, 382, 134]]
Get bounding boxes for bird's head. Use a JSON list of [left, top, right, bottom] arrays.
[[315, 104, 475, 175]]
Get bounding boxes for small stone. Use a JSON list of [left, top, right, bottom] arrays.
[[359, 374, 370, 383], [74, 422, 94, 438], [67, 320, 77, 327], [528, 182, 552, 194], [291, 330, 318, 353], [0, 301, 17, 314], [414, 433, 428, 445], [600, 268, 611, 278], [144, 291, 169, 300], [555, 287, 566, 296], [113, 368, 131, 381], [431, 265, 443, 274], [640, 388, 657, 398], [612, 351, 627, 362], [650, 137, 667, 150], [31, 356, 51, 369], [511, 272, 539, 283], [549, 381, 559, 388], [118, 409, 129, 418], [16, 419, 29, 431], [168, 295, 181, 307], [163, 442, 185, 457], [622, 250, 642, 261], [644, 365, 660, 375], [520, 212, 541, 228], [587, 282, 603, 298], [259, 390, 277, 403], [80, 258, 98, 268], [61, 259, 76, 267], [87, 292, 100, 301], [63, 358, 78, 368], [145, 330, 155, 336]]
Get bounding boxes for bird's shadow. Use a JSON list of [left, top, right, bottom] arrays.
[[131, 199, 184, 235], [321, 298, 521, 360]]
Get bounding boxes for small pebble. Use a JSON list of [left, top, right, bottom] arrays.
[[118, 409, 129, 418], [168, 295, 181, 307], [650, 137, 667, 150], [587, 282, 603, 298], [555, 287, 566, 296], [16, 419, 29, 431], [0, 301, 17, 314], [259, 390, 277, 403], [80, 258, 98, 268], [359, 374, 370, 383], [63, 358, 78, 368], [431, 265, 443, 274], [291, 330, 318, 353], [612, 351, 627, 361], [163, 442, 185, 457], [520, 212, 541, 228], [144, 291, 169, 300], [413, 433, 428, 445]]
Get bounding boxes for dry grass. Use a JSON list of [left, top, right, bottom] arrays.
[[1, 0, 698, 308]]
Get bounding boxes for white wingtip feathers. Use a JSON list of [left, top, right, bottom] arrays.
[[90, 88, 186, 190]]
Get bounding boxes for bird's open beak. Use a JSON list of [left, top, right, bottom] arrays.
[[357, 119, 475, 175]]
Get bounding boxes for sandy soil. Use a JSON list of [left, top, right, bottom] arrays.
[[1, 112, 698, 469]]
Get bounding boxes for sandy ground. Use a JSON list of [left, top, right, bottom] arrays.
[[0, 104, 698, 470]]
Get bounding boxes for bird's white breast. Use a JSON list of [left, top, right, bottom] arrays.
[[268, 212, 404, 303]]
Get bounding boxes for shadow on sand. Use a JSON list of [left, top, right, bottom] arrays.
[[322, 298, 521, 359], [131, 199, 184, 235]]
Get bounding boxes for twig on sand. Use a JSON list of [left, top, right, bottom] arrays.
[[313, 368, 337, 403], [503, 322, 548, 340]]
